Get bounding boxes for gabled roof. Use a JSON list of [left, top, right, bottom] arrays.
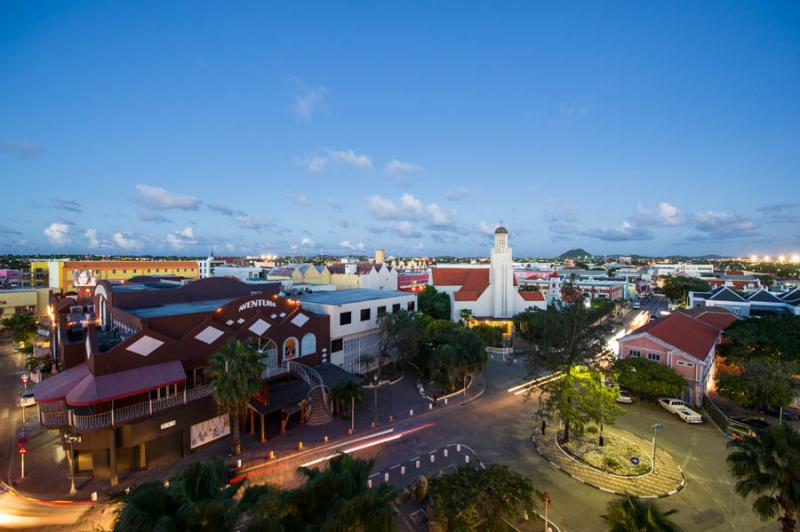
[[679, 307, 739, 330], [518, 291, 545, 302], [780, 287, 800, 302], [746, 289, 784, 304], [432, 267, 490, 302], [706, 286, 748, 303], [624, 312, 721, 361]]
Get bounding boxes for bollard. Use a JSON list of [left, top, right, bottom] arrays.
[[444, 449, 448, 458], [268, 450, 276, 460], [367, 479, 372, 488], [347, 427, 353, 435], [236, 459, 242, 468], [323, 435, 328, 443], [465, 455, 470, 464], [444, 398, 448, 405], [457, 444, 461, 452], [384, 472, 389, 482], [409, 409, 414, 416], [297, 441, 303, 451], [415, 460, 421, 469], [428, 403, 433, 410], [389, 415, 394, 422], [523, 510, 529, 521], [163, 480, 170, 488], [430, 454, 435, 463], [401, 465, 406, 475], [91, 491, 98, 502]]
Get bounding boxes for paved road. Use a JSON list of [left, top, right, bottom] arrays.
[[357, 359, 772, 532]]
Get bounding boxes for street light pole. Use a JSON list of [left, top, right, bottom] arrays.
[[651, 423, 663, 473], [372, 375, 378, 428]]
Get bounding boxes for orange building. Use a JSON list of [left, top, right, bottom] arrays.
[[39, 260, 199, 295]]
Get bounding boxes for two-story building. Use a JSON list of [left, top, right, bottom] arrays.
[[617, 307, 738, 406]]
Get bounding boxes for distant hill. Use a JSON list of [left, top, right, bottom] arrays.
[[559, 248, 593, 260]]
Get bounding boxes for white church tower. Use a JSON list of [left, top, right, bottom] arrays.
[[490, 225, 516, 318]]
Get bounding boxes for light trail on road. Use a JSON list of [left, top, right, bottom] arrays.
[[0, 482, 92, 529]]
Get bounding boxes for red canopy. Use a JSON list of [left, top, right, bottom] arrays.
[[65, 360, 187, 406], [33, 363, 91, 404]]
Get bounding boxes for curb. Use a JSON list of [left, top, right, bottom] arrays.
[[530, 436, 686, 499]]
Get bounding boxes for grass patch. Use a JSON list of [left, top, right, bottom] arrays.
[[559, 428, 652, 476]]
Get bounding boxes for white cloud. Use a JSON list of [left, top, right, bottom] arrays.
[[165, 227, 198, 250], [298, 149, 372, 173], [391, 221, 423, 238], [384, 159, 423, 175], [43, 222, 70, 245], [634, 202, 684, 226], [114, 232, 145, 250], [445, 186, 471, 200], [293, 83, 328, 121], [135, 185, 200, 210], [368, 193, 455, 229], [291, 194, 311, 207], [300, 237, 314, 247], [691, 211, 759, 240], [85, 228, 99, 248], [582, 221, 653, 242], [480, 221, 498, 235], [340, 240, 365, 250]]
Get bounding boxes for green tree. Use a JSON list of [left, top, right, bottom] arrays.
[[1, 311, 38, 348], [429, 464, 536, 531], [376, 309, 426, 376], [601, 495, 681, 532], [657, 277, 711, 305], [727, 423, 800, 532], [614, 358, 686, 401], [208, 340, 264, 455], [539, 366, 623, 443], [329, 381, 363, 418], [418, 285, 451, 320], [716, 359, 800, 410], [458, 308, 473, 326], [472, 323, 503, 348], [428, 327, 487, 391]]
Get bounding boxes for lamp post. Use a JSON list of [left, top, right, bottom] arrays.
[[651, 423, 664, 473], [64, 433, 81, 494], [372, 374, 378, 428]]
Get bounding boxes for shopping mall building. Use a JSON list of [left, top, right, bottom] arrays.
[[33, 275, 356, 484]]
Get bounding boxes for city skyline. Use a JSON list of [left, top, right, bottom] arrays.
[[2, 2, 799, 257]]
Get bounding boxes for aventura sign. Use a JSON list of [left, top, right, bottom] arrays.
[[238, 299, 277, 312]]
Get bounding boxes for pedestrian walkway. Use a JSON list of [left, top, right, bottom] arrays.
[[533, 425, 685, 498]]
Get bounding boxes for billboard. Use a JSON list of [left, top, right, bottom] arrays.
[[190, 414, 230, 449], [72, 269, 97, 287]]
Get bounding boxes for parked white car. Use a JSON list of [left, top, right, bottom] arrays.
[[18, 389, 35, 408], [616, 389, 633, 404], [658, 397, 703, 423]]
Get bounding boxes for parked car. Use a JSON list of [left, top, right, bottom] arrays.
[[616, 389, 633, 404], [633, 301, 641, 309], [18, 389, 35, 408], [729, 417, 771, 439], [658, 397, 703, 423], [759, 405, 800, 421]]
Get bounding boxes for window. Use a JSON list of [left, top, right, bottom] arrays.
[[676, 360, 695, 368], [407, 301, 415, 311], [283, 337, 298, 360], [301, 333, 316, 356], [147, 269, 151, 273], [133, 269, 137, 273], [112, 270, 116, 274], [149, 384, 177, 400], [377, 306, 387, 317], [629, 350, 641, 358], [360, 308, 371, 321], [392, 303, 401, 312], [332, 338, 343, 352], [340, 312, 352, 325], [647, 353, 661, 362]]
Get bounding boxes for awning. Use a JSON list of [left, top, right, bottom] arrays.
[[33, 363, 92, 404], [65, 360, 187, 406]]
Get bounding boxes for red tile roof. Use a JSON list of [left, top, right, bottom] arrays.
[[679, 307, 739, 330], [519, 291, 545, 301], [627, 312, 721, 360], [432, 268, 490, 302]]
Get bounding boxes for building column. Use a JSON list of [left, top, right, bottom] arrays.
[[109, 430, 118, 487], [249, 410, 255, 435], [137, 443, 146, 470], [260, 414, 266, 443]]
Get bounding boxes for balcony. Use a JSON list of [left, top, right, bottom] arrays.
[[40, 385, 213, 431]]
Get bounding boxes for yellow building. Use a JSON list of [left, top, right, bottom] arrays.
[[266, 264, 331, 285], [0, 288, 51, 320], [37, 260, 200, 293]]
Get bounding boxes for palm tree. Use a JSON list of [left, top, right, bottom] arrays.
[[459, 308, 473, 326], [113, 481, 183, 532], [208, 339, 265, 455], [329, 381, 363, 418], [727, 423, 800, 532], [601, 495, 681, 532]]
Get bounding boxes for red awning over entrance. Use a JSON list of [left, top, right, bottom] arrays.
[[33, 363, 91, 404], [65, 361, 187, 406]]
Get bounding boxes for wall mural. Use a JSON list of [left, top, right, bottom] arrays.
[[190, 414, 230, 449]]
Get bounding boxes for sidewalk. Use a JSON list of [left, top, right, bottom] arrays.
[[10, 365, 487, 500], [532, 425, 685, 498]]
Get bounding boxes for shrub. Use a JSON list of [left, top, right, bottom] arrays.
[[411, 475, 429, 503]]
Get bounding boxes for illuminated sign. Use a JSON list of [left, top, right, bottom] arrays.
[[238, 299, 277, 312], [160, 420, 176, 430]]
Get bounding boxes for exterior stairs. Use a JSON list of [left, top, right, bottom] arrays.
[[305, 385, 332, 426]]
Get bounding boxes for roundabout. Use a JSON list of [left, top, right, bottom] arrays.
[[533, 425, 685, 498]]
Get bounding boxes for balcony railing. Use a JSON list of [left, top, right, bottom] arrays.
[[40, 385, 213, 431]]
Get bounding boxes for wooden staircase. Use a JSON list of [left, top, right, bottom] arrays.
[[305, 385, 332, 426]]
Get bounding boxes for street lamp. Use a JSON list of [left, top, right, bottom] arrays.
[[372, 374, 378, 428], [651, 423, 664, 473], [64, 433, 81, 494]]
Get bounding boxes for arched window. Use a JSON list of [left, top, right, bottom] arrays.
[[301, 333, 316, 356], [283, 337, 298, 361], [256, 338, 277, 367]]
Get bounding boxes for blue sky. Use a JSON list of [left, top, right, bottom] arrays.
[[1, 1, 799, 257]]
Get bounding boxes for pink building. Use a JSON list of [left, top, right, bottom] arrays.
[[617, 307, 738, 406]]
